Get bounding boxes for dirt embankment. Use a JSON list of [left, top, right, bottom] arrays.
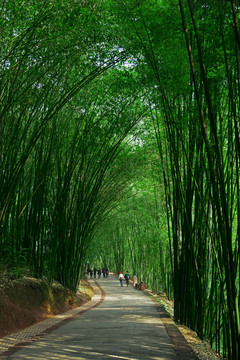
[[0, 277, 94, 338]]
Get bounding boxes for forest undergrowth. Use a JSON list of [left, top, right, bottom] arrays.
[[149, 289, 224, 360]]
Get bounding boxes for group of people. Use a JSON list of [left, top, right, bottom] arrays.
[[118, 271, 131, 287], [118, 272, 141, 288], [87, 266, 109, 278], [86, 266, 142, 289]]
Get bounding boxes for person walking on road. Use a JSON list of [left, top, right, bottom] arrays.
[[124, 271, 130, 286], [119, 271, 124, 287], [132, 275, 138, 288]]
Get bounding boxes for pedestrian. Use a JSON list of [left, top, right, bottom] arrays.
[[119, 271, 124, 287], [102, 267, 106, 278], [124, 271, 130, 286], [132, 274, 138, 288], [98, 269, 101, 278], [89, 269, 93, 278], [93, 267, 97, 278], [106, 268, 109, 278]]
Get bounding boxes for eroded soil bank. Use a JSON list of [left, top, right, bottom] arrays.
[[0, 277, 94, 338]]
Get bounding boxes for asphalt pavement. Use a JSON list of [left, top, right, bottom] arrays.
[[0, 274, 184, 359]]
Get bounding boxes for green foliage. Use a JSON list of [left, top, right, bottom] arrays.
[[87, 140, 172, 294], [1, 0, 240, 358]]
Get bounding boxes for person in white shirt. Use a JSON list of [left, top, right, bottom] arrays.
[[118, 271, 124, 287], [132, 275, 138, 288]]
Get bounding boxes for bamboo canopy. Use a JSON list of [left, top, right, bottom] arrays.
[[0, 1, 239, 359]]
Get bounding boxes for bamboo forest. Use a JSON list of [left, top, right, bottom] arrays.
[[0, 0, 240, 359]]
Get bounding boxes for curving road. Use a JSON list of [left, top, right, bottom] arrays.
[[2, 274, 183, 359]]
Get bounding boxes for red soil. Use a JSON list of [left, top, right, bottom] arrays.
[[0, 277, 92, 338]]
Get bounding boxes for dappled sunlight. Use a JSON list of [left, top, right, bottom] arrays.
[[123, 313, 161, 325], [5, 275, 177, 360], [104, 294, 146, 302], [108, 355, 137, 360], [7, 337, 176, 359], [5, 337, 176, 359]]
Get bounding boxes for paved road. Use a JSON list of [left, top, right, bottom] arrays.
[[3, 274, 178, 359]]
